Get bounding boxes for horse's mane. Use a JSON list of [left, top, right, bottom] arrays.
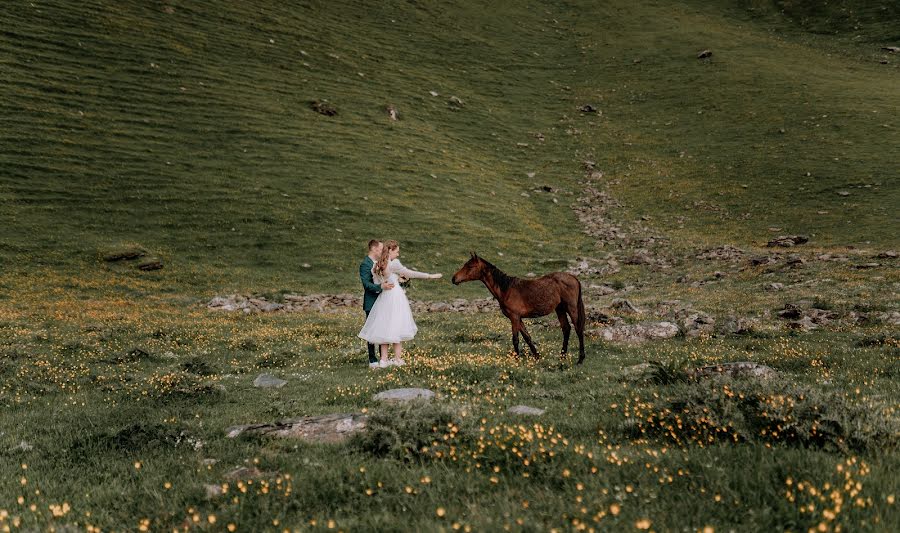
[[481, 258, 515, 292]]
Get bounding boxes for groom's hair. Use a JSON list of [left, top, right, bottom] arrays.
[[367, 239, 382, 251]]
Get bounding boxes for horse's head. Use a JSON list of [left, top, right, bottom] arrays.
[[452, 253, 486, 285]]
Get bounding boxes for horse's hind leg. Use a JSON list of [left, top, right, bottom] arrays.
[[556, 305, 571, 356], [567, 301, 586, 365]]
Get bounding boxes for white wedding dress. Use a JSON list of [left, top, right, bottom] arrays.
[[358, 259, 432, 344]]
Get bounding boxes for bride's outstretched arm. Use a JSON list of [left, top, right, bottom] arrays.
[[392, 260, 441, 280]]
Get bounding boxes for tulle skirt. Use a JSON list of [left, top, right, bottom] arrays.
[[358, 286, 417, 344]]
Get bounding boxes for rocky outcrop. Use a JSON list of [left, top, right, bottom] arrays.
[[226, 413, 368, 443]]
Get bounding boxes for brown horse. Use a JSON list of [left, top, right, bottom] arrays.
[[452, 253, 586, 364]]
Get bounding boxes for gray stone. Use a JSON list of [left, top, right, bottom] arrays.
[[226, 412, 368, 443], [610, 298, 643, 315], [508, 405, 545, 416], [253, 373, 287, 388], [205, 484, 224, 498], [766, 235, 809, 247], [594, 321, 679, 343], [688, 362, 777, 379], [223, 466, 270, 480], [373, 388, 436, 402]]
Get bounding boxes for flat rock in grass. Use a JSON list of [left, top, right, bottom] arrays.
[[767, 235, 809, 247], [205, 484, 224, 498], [592, 321, 678, 343], [373, 388, 435, 402], [688, 362, 777, 379], [225, 413, 368, 443], [223, 466, 274, 480], [253, 373, 287, 388], [102, 246, 146, 261], [508, 405, 545, 416], [137, 258, 163, 271], [619, 363, 654, 382]]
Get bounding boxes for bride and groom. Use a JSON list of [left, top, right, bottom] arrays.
[[358, 239, 442, 368]]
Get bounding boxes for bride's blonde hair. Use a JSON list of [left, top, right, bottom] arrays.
[[374, 240, 399, 278]]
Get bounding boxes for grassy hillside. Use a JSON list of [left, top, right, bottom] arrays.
[[1, 0, 896, 300]]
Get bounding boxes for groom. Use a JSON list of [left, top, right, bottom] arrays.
[[360, 239, 394, 368]]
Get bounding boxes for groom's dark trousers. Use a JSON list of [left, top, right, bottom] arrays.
[[360, 256, 382, 364]]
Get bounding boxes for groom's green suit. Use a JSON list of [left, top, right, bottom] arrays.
[[360, 256, 382, 364]]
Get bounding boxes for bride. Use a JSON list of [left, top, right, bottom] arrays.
[[358, 240, 441, 367]]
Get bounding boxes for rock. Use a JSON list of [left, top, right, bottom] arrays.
[[623, 249, 654, 265], [589, 284, 616, 296], [9, 440, 33, 452], [764, 282, 784, 291], [749, 254, 780, 266], [618, 363, 654, 382], [448, 96, 465, 108], [593, 321, 678, 343], [837, 191, 850, 196], [137, 258, 163, 271], [205, 484, 224, 498], [696, 245, 745, 261], [253, 373, 287, 388], [248, 298, 284, 312], [102, 246, 146, 261], [688, 362, 777, 379], [717, 316, 758, 335], [226, 412, 368, 443], [578, 104, 598, 113], [855, 262, 880, 269], [697, 49, 712, 59], [610, 298, 643, 315], [789, 316, 818, 331], [386, 105, 399, 121], [373, 388, 435, 402], [310, 99, 337, 116], [876, 251, 897, 259], [766, 235, 809, 247], [508, 405, 545, 416], [223, 466, 270, 481], [681, 312, 715, 337]]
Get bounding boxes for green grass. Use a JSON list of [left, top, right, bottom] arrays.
[[0, 0, 898, 531], [0, 303, 897, 531]]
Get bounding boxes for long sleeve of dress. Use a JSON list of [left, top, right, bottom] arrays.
[[390, 259, 433, 279], [360, 261, 383, 293]]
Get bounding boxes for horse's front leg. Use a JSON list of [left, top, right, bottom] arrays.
[[510, 318, 522, 358], [519, 322, 540, 360]]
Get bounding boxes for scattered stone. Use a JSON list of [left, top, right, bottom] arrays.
[[696, 245, 745, 261], [102, 246, 146, 262], [687, 362, 777, 379], [767, 235, 809, 247], [623, 249, 654, 265], [592, 321, 679, 343], [855, 262, 881, 269], [226, 413, 368, 443], [428, 90, 439, 97], [386, 105, 399, 121], [681, 312, 715, 337], [448, 95, 465, 108], [789, 316, 819, 331], [883, 46, 900, 53], [373, 388, 435, 402], [837, 191, 850, 196], [749, 254, 780, 266], [578, 104, 598, 113], [8, 441, 33, 452], [309, 99, 337, 116], [253, 373, 287, 388], [205, 484, 223, 498], [619, 363, 654, 382], [508, 405, 545, 416], [610, 298, 643, 315], [717, 315, 759, 335], [697, 49, 712, 59], [764, 282, 784, 291], [137, 258, 163, 271], [875, 251, 897, 259], [248, 298, 284, 312]]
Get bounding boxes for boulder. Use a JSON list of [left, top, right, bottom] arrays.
[[687, 362, 777, 379], [610, 298, 643, 315], [508, 405, 545, 416], [310, 99, 337, 116], [253, 373, 287, 388], [373, 388, 435, 402], [225, 412, 368, 443], [697, 49, 712, 59], [766, 235, 809, 247], [593, 321, 678, 343], [681, 312, 715, 337], [137, 258, 163, 271]]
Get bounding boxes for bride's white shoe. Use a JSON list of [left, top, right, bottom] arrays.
[[391, 358, 405, 366], [378, 359, 391, 368]]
